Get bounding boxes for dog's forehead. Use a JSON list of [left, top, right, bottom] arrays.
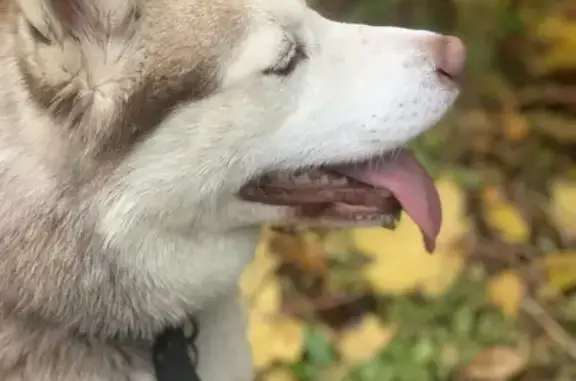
[[140, 0, 307, 75], [146, 0, 306, 32], [145, 0, 246, 43]]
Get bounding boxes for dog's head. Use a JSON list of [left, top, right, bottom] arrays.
[[13, 0, 464, 248]]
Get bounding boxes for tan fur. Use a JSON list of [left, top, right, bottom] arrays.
[[0, 0, 461, 379]]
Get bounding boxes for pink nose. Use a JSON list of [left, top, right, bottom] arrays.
[[430, 35, 466, 84]]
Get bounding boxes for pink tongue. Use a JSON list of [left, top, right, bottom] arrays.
[[337, 149, 442, 253]]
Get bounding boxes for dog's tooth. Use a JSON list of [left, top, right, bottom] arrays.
[[321, 172, 347, 186], [330, 175, 349, 186], [381, 213, 400, 230], [292, 173, 311, 184]]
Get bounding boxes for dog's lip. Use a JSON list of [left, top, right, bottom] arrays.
[[238, 149, 442, 253]]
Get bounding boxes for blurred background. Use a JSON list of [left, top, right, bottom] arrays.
[[240, 0, 576, 380]]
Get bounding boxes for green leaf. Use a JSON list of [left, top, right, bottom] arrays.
[[351, 358, 393, 381], [499, 8, 525, 36], [303, 324, 337, 368], [288, 362, 316, 381]]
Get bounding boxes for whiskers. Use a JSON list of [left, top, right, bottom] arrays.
[[364, 147, 404, 171]]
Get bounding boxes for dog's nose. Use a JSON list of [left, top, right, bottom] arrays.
[[430, 35, 466, 84]]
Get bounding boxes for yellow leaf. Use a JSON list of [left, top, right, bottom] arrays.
[[503, 110, 529, 141], [248, 311, 305, 371], [487, 271, 525, 317], [318, 364, 350, 381], [323, 229, 355, 256], [539, 252, 576, 297], [352, 179, 466, 296], [461, 346, 527, 380], [337, 314, 396, 366], [263, 368, 297, 381], [532, 15, 576, 74], [550, 180, 576, 239], [249, 274, 282, 315], [483, 190, 529, 244], [240, 230, 279, 303], [269, 229, 330, 274]]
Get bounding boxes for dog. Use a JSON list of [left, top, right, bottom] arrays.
[[0, 0, 465, 379]]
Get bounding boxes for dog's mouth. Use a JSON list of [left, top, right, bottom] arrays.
[[238, 149, 441, 253]]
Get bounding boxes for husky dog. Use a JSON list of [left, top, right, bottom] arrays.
[[0, 0, 465, 379]]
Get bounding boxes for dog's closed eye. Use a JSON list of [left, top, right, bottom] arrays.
[[263, 39, 307, 76]]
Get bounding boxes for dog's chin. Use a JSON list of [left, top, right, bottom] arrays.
[[238, 148, 443, 253]]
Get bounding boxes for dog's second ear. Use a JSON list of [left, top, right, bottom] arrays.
[[15, 0, 139, 43]]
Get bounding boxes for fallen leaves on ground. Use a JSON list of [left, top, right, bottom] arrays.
[[482, 187, 530, 244], [336, 314, 396, 366], [249, 312, 305, 371], [262, 368, 298, 381], [539, 251, 576, 298], [269, 229, 331, 275], [502, 107, 530, 142], [241, 231, 281, 314], [531, 13, 576, 74], [487, 271, 526, 317], [550, 180, 576, 240], [460, 346, 528, 381]]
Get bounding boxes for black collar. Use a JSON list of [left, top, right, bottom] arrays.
[[152, 319, 201, 381]]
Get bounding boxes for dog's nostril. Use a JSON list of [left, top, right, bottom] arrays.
[[432, 35, 466, 84]]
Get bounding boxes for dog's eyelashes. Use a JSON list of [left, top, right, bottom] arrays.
[[263, 43, 307, 77], [27, 23, 51, 45]]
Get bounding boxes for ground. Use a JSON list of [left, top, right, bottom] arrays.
[[239, 0, 576, 380]]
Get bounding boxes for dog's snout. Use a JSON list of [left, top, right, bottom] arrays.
[[429, 35, 466, 84]]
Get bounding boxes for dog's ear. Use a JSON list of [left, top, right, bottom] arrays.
[[15, 0, 138, 42], [14, 0, 142, 155]]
